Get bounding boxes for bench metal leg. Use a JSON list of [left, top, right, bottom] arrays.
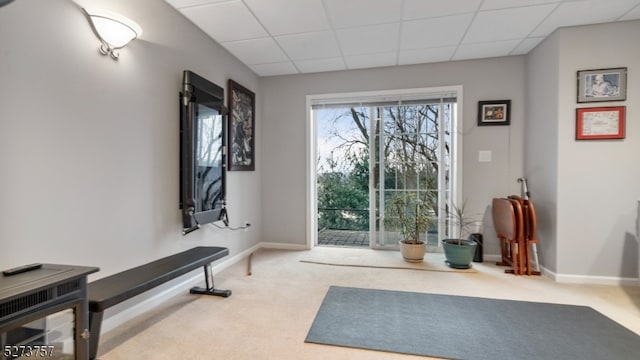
[[189, 264, 231, 297], [88, 310, 103, 360]]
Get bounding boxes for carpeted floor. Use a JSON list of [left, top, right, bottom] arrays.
[[306, 286, 640, 360], [300, 246, 477, 273], [97, 248, 640, 360]]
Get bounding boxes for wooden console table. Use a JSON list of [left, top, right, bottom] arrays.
[[0, 264, 99, 360]]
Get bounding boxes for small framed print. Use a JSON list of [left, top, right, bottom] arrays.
[[576, 106, 625, 140], [577, 67, 627, 103], [478, 100, 511, 126]]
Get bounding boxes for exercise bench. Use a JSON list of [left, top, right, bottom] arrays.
[[87, 246, 230, 359]]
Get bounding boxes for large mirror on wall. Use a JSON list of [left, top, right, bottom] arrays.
[[180, 70, 227, 235]]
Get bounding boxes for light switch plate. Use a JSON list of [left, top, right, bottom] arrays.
[[479, 150, 492, 162]]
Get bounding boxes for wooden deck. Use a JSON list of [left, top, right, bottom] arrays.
[[317, 229, 440, 248]]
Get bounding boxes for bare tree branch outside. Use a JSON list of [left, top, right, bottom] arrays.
[[317, 103, 453, 241]]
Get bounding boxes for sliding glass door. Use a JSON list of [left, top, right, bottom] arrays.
[[315, 106, 371, 247], [312, 88, 459, 250], [372, 101, 455, 250]]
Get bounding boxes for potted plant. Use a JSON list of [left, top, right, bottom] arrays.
[[442, 201, 479, 269], [385, 195, 433, 262]]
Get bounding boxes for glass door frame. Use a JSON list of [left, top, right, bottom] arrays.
[[370, 100, 455, 250], [306, 86, 463, 250]]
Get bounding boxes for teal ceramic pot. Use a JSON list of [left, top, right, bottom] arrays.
[[442, 239, 478, 269]]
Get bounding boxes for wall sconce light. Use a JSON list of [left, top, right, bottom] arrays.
[[82, 8, 142, 60]]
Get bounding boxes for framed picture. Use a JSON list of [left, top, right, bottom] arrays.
[[576, 106, 625, 140], [577, 67, 627, 103], [477, 100, 511, 126], [227, 79, 255, 171]]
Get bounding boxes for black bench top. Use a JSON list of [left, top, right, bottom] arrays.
[[88, 246, 228, 312]]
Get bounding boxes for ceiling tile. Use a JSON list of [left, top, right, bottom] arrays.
[[180, 1, 267, 42], [243, 0, 330, 35], [275, 31, 341, 60], [222, 38, 289, 64], [164, 0, 228, 8], [453, 39, 521, 60], [323, 0, 403, 28], [463, 4, 556, 43], [481, 0, 562, 10], [398, 47, 456, 65], [510, 37, 545, 55], [294, 57, 346, 73], [250, 62, 298, 76], [400, 14, 474, 50], [345, 52, 397, 69], [531, 0, 640, 36], [403, 0, 481, 20], [620, 4, 640, 20], [337, 23, 400, 56], [165, 0, 640, 76]]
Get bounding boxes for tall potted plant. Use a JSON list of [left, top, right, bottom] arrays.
[[442, 201, 479, 269], [385, 195, 433, 262]]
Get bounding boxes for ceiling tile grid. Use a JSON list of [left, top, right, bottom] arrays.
[[462, 4, 558, 44], [345, 51, 398, 69], [336, 23, 400, 55], [165, 0, 640, 76], [243, 0, 330, 35], [294, 57, 346, 73], [178, 1, 267, 42], [403, 0, 483, 20], [400, 14, 475, 50], [275, 31, 342, 60], [323, 0, 404, 28], [221, 37, 289, 64]]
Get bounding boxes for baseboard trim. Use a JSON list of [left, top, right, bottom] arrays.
[[259, 242, 309, 250], [481, 254, 501, 263], [483, 256, 639, 285], [100, 272, 203, 335], [542, 266, 640, 286]]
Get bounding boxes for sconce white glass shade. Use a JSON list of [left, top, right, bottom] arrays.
[[82, 8, 142, 60]]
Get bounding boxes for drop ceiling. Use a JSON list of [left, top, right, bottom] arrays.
[[165, 0, 640, 77]]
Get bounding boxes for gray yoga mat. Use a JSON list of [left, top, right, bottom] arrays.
[[305, 286, 640, 360]]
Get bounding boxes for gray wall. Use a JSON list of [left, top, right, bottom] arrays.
[[557, 21, 639, 279], [525, 32, 561, 273], [260, 57, 527, 257], [0, 0, 261, 277], [527, 20, 640, 280], [2, 0, 636, 284]]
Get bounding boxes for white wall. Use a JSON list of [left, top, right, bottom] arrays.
[[260, 57, 527, 257], [0, 0, 261, 278], [527, 20, 640, 282]]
